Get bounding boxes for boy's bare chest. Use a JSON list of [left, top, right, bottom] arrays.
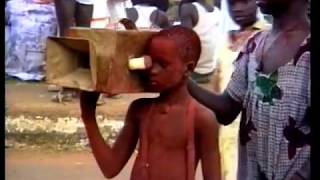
[[141, 108, 192, 148]]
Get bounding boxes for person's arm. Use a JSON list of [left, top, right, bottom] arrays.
[[150, 10, 170, 28], [80, 91, 140, 178], [188, 80, 242, 125], [188, 34, 254, 125], [196, 107, 221, 180], [179, 3, 197, 28]]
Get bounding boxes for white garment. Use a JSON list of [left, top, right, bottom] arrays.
[[92, 0, 109, 19], [133, 5, 157, 29], [5, 0, 57, 81], [91, 0, 132, 28], [76, 0, 94, 5], [107, 0, 132, 23], [192, 2, 221, 74]]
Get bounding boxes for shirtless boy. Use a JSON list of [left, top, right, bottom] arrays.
[[80, 26, 221, 180]]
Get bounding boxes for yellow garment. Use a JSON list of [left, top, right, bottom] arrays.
[[215, 20, 269, 180]]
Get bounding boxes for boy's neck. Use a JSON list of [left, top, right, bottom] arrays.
[[158, 81, 190, 106], [272, 1, 309, 34]]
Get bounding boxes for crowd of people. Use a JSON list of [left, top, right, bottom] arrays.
[[4, 0, 269, 84], [5, 0, 310, 180]]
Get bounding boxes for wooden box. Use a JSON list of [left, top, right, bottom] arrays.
[[46, 28, 156, 94]]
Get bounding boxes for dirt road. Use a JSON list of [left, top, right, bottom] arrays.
[[6, 149, 204, 180]]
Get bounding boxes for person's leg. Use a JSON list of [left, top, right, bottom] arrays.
[[49, 0, 76, 95], [74, 2, 108, 105], [54, 0, 76, 36], [50, 0, 75, 99], [74, 2, 93, 27]]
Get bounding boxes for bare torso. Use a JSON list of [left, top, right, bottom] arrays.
[[257, 28, 309, 74], [130, 98, 198, 180]]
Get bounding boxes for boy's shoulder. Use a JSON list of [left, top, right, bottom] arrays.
[[129, 98, 155, 113], [130, 97, 153, 106], [192, 99, 218, 130], [126, 98, 155, 123]]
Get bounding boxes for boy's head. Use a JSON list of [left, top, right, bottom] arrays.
[[227, 0, 257, 28], [256, 0, 308, 15], [145, 26, 201, 92]]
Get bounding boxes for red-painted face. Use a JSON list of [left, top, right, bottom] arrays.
[[145, 36, 187, 92]]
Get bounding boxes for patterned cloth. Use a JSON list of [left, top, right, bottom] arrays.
[[226, 31, 310, 180], [214, 20, 270, 180], [5, 0, 57, 81]]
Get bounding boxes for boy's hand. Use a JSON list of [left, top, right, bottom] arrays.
[[80, 91, 100, 120]]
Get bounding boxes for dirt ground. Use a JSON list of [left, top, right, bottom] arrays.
[[5, 81, 156, 119], [5, 81, 212, 119], [5, 149, 204, 180]]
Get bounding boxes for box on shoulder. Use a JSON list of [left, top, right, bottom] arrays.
[[46, 28, 157, 94]]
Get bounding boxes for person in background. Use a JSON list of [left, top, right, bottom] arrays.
[[5, 0, 57, 81], [188, 0, 310, 179], [213, 0, 270, 93], [166, 0, 181, 25], [211, 0, 270, 179], [54, 0, 94, 36], [219, 0, 266, 36], [179, 0, 222, 83], [91, 0, 133, 29], [125, 0, 170, 29]]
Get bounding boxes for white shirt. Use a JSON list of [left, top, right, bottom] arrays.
[[192, 2, 222, 74], [133, 5, 157, 29]]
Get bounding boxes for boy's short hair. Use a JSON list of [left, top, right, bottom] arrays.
[[153, 26, 201, 68]]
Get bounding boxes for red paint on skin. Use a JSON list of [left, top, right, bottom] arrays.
[[145, 36, 185, 92], [144, 27, 201, 93], [80, 26, 220, 180]]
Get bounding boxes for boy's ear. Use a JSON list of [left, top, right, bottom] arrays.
[[184, 61, 196, 76]]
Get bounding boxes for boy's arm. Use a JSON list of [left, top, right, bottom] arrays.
[[80, 91, 140, 178], [196, 107, 221, 180]]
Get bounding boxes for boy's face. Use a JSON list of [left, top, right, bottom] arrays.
[[256, 0, 292, 15], [145, 36, 187, 92], [228, 0, 257, 28]]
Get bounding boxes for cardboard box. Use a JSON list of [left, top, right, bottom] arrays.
[[46, 28, 157, 94]]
